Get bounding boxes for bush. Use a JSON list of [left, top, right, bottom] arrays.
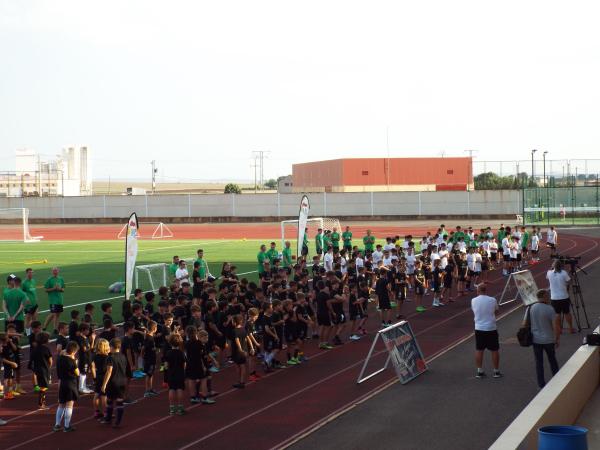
[[224, 183, 242, 194]]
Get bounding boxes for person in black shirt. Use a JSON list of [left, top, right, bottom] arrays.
[[375, 267, 392, 327], [98, 319, 116, 342], [270, 301, 285, 368], [101, 338, 129, 428], [31, 331, 52, 410], [27, 320, 42, 392], [431, 259, 445, 307], [121, 323, 136, 405], [91, 338, 110, 419], [142, 321, 158, 398], [68, 310, 80, 341], [165, 333, 186, 416], [315, 282, 334, 350], [74, 323, 93, 394], [101, 302, 113, 325], [231, 314, 250, 388], [54, 341, 79, 432], [443, 256, 457, 302], [330, 283, 347, 346], [185, 326, 213, 404], [55, 322, 69, 354]]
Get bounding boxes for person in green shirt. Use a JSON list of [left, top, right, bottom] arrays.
[[323, 231, 332, 252], [315, 228, 324, 258], [302, 228, 309, 258], [42, 267, 66, 334], [520, 226, 530, 261], [453, 226, 465, 244], [266, 242, 279, 265], [257, 244, 268, 274], [194, 249, 209, 281], [169, 256, 180, 281], [3, 276, 27, 333], [439, 224, 448, 238], [330, 228, 341, 253], [342, 226, 353, 252], [363, 229, 375, 254], [22, 268, 38, 334], [282, 241, 293, 270]]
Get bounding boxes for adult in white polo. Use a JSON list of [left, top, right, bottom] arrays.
[[546, 259, 574, 334], [471, 284, 503, 379]]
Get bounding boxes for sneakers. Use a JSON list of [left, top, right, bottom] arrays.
[[38, 404, 50, 411], [0, 418, 7, 426], [63, 426, 76, 433], [143, 391, 154, 398], [318, 343, 331, 350], [299, 355, 309, 362], [123, 398, 136, 405], [201, 397, 216, 405], [99, 418, 112, 425], [53, 424, 62, 432], [475, 371, 487, 379], [34, 385, 41, 393], [176, 406, 186, 416], [248, 374, 260, 382], [190, 396, 202, 404], [493, 371, 504, 378], [15, 386, 27, 395], [287, 358, 299, 366], [4, 391, 15, 400], [416, 306, 426, 313], [209, 366, 220, 373], [169, 406, 176, 416], [232, 383, 245, 389], [349, 334, 361, 341]]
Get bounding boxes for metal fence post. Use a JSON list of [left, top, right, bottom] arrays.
[[188, 193, 192, 218]]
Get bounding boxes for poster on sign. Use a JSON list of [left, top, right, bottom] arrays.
[[357, 321, 427, 385], [498, 270, 538, 306]]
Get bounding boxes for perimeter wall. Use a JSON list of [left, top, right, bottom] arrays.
[[0, 190, 520, 222]]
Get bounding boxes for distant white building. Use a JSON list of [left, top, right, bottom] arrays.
[[277, 175, 293, 193], [0, 147, 92, 197]]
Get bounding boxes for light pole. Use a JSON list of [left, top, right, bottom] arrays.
[[531, 149, 537, 186], [543, 151, 548, 187], [543, 151, 549, 225]]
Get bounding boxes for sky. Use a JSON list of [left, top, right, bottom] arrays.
[[1, 0, 599, 182]]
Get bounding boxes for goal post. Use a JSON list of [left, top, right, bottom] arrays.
[[118, 222, 173, 240], [135, 263, 168, 293], [0, 208, 43, 243], [280, 217, 342, 251]]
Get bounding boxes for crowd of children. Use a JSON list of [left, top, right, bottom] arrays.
[[0, 224, 555, 429]]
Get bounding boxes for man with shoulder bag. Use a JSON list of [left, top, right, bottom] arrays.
[[521, 289, 560, 388]]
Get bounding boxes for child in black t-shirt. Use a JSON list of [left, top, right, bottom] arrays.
[[246, 308, 262, 381], [68, 310, 80, 341], [142, 321, 158, 398], [75, 322, 93, 394], [28, 320, 42, 392], [101, 302, 113, 324], [54, 341, 80, 432], [231, 315, 250, 389], [91, 338, 110, 419], [0, 332, 18, 399], [164, 333, 186, 416], [98, 319, 116, 342], [31, 331, 52, 409], [83, 303, 95, 330], [55, 322, 69, 355]]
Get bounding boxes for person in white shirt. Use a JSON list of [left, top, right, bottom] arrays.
[[546, 226, 558, 257], [383, 238, 395, 252], [372, 245, 384, 265], [339, 250, 348, 275], [438, 244, 449, 270], [501, 233, 511, 276], [324, 247, 334, 272], [355, 253, 364, 270], [489, 238, 498, 267], [546, 259, 574, 334], [530, 232, 540, 263], [405, 248, 416, 285], [382, 250, 393, 267], [471, 284, 502, 379], [175, 260, 190, 285], [466, 248, 480, 291]]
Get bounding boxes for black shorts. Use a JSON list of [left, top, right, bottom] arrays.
[[332, 312, 346, 325], [547, 243, 556, 249], [58, 382, 79, 403], [516, 254, 522, 261], [50, 304, 64, 314], [25, 305, 39, 315], [344, 245, 352, 251], [317, 312, 332, 327], [167, 377, 185, 391], [296, 323, 308, 340], [490, 253, 498, 262], [551, 298, 571, 315], [232, 352, 247, 365], [316, 248, 323, 255], [349, 307, 367, 321], [378, 296, 391, 311], [474, 330, 499, 351], [415, 285, 425, 296], [106, 383, 127, 400], [35, 370, 50, 389], [301, 245, 309, 256], [143, 362, 156, 377], [5, 319, 24, 334], [443, 278, 453, 289], [94, 379, 105, 395], [432, 284, 441, 294], [284, 324, 298, 343], [3, 363, 15, 379], [185, 366, 207, 381]]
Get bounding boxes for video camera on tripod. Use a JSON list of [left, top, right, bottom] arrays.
[[552, 254, 584, 274], [552, 254, 589, 331]]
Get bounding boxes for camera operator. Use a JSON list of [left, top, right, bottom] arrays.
[[546, 259, 574, 334], [522, 289, 560, 388]]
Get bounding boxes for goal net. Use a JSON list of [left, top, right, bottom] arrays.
[[134, 257, 204, 293], [118, 222, 173, 240], [280, 217, 342, 253], [0, 208, 43, 243]]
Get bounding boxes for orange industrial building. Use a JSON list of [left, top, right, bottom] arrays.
[[292, 157, 473, 193]]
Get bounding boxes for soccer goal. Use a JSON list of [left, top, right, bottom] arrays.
[[280, 217, 342, 250], [117, 222, 173, 240], [0, 208, 43, 243], [135, 263, 168, 293]]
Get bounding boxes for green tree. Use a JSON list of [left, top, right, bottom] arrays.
[[264, 178, 277, 189], [224, 183, 241, 194]]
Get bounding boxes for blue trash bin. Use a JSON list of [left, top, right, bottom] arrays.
[[538, 425, 588, 450]]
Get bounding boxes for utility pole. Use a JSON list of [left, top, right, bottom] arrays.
[[252, 151, 270, 191], [151, 160, 157, 194], [251, 155, 259, 193]]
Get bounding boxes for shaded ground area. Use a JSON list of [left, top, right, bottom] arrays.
[[291, 231, 600, 450]]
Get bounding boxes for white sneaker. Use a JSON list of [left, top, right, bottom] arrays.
[[80, 388, 93, 394], [0, 418, 7, 426], [350, 335, 361, 341]]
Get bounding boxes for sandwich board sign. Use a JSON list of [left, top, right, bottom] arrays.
[[357, 321, 427, 385], [498, 270, 538, 306]]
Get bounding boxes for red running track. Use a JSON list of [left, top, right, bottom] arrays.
[[1, 233, 598, 450], [2, 223, 454, 241]]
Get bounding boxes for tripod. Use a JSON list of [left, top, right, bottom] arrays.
[[569, 265, 590, 332]]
